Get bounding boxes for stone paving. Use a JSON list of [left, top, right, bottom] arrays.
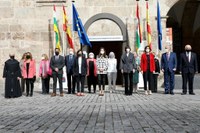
[[0, 84, 200, 133]]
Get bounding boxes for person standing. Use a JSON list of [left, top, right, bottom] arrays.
[[87, 52, 97, 93], [3, 53, 22, 98], [180, 44, 198, 95], [20, 52, 27, 93], [133, 52, 140, 93], [22, 52, 36, 97], [152, 53, 160, 93], [50, 48, 65, 97], [140, 46, 155, 95], [120, 46, 136, 96], [96, 47, 108, 96], [161, 45, 177, 95], [73, 50, 87, 96], [39, 54, 51, 94], [107, 52, 117, 93], [65, 48, 76, 94]]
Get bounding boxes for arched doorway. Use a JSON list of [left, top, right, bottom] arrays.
[[167, 0, 200, 72], [84, 13, 128, 84]]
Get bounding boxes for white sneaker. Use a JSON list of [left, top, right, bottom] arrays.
[[149, 90, 152, 95], [110, 90, 112, 93], [145, 91, 148, 95]]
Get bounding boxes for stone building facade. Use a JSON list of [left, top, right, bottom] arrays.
[[0, 0, 180, 84]]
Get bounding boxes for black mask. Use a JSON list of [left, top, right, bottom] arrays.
[[10, 56, 15, 59], [26, 55, 31, 59], [78, 54, 82, 57], [55, 52, 59, 55], [186, 50, 191, 52]]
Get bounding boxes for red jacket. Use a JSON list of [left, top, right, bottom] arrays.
[[87, 58, 97, 76], [140, 53, 155, 72], [22, 60, 36, 79]]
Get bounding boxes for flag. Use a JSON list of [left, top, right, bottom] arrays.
[[157, 0, 162, 50], [53, 5, 61, 51], [146, 1, 152, 49], [136, 2, 142, 52], [63, 6, 74, 49], [72, 3, 92, 47]]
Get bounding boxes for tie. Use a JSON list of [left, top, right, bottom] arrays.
[[187, 53, 190, 62]]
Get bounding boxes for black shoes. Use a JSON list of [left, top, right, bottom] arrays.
[[189, 92, 195, 95], [181, 93, 186, 95]]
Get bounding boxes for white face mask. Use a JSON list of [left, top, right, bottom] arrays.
[[100, 51, 104, 54], [165, 49, 169, 53], [89, 55, 94, 59], [146, 49, 150, 53], [41, 57, 45, 60], [69, 51, 73, 55]]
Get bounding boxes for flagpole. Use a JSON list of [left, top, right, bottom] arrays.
[[72, 0, 76, 53]]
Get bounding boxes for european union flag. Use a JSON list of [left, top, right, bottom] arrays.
[[72, 4, 92, 47], [157, 0, 162, 50]]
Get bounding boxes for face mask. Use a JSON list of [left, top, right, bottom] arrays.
[[89, 55, 94, 59], [100, 51, 104, 54], [26, 55, 31, 59], [146, 49, 150, 53], [55, 52, 59, 55], [78, 53, 82, 57], [10, 56, 15, 59], [165, 49, 169, 53], [186, 49, 191, 52], [69, 51, 73, 55], [41, 57, 45, 60]]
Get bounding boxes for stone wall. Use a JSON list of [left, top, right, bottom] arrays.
[[0, 0, 179, 84]]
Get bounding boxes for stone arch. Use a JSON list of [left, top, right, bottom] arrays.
[[84, 13, 127, 42]]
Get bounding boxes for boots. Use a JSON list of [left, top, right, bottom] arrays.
[[26, 88, 29, 97]]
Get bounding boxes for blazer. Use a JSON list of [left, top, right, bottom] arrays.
[[50, 55, 65, 74], [161, 52, 177, 72], [65, 54, 75, 74], [120, 52, 136, 73], [154, 58, 161, 73], [39, 60, 51, 77], [87, 58, 97, 76], [180, 52, 198, 74], [22, 60, 36, 79], [140, 53, 155, 72], [73, 57, 87, 76]]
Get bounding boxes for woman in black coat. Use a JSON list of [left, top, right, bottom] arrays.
[[73, 50, 87, 96]]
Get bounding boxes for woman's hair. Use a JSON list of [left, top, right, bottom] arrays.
[[144, 46, 152, 52], [42, 54, 49, 60], [76, 49, 82, 56], [125, 45, 131, 51], [109, 52, 115, 58], [98, 47, 107, 58], [26, 52, 33, 60], [21, 52, 27, 60]]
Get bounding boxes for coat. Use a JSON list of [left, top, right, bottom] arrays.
[[22, 60, 36, 79], [140, 53, 155, 72], [65, 54, 75, 74], [161, 52, 177, 72], [50, 55, 65, 75], [180, 52, 198, 74], [120, 53, 136, 73], [3, 59, 22, 98], [73, 57, 87, 76]]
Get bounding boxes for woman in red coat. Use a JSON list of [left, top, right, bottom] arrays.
[[22, 52, 36, 97], [140, 46, 155, 95]]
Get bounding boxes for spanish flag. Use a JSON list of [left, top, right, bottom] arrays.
[[146, 1, 152, 49], [53, 5, 61, 51], [63, 5, 74, 49]]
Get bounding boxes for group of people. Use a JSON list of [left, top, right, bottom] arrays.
[[2, 44, 198, 98]]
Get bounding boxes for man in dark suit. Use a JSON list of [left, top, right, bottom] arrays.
[[65, 48, 76, 94], [50, 48, 65, 97], [161, 45, 177, 95], [120, 46, 136, 95], [180, 45, 198, 95]]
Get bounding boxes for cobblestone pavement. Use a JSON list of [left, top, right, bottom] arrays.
[[0, 85, 200, 133]]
